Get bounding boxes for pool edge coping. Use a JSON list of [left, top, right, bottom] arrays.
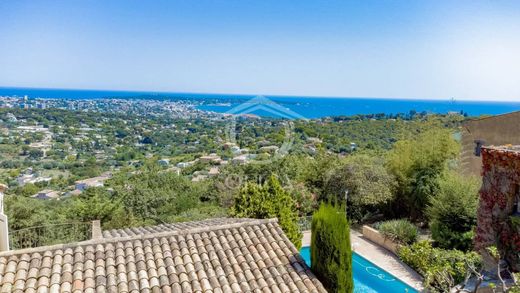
[[301, 230, 424, 292]]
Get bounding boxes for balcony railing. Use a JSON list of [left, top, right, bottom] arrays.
[[9, 222, 92, 250]]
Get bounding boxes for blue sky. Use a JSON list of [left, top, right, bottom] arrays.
[[1, 0, 520, 101]]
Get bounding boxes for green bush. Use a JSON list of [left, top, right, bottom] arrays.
[[398, 241, 481, 292], [311, 203, 353, 293], [376, 219, 418, 245], [427, 171, 479, 251], [509, 273, 520, 292], [231, 175, 302, 249]]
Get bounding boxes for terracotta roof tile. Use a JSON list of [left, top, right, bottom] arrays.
[[102, 218, 254, 238], [0, 218, 325, 293]]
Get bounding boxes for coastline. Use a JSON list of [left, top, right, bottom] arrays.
[[1, 87, 520, 118]]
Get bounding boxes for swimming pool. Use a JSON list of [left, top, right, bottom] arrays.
[[299, 247, 418, 292]]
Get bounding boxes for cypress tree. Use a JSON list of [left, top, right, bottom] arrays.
[[311, 203, 353, 292]]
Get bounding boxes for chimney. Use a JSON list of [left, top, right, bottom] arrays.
[[0, 184, 9, 252], [91, 220, 102, 240]]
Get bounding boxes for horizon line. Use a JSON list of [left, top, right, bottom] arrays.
[[0, 85, 519, 103]]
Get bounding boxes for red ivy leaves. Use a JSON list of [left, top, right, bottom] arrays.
[[476, 148, 520, 269]]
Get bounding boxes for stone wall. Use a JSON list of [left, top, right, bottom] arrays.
[[475, 146, 520, 272], [362, 225, 399, 254]]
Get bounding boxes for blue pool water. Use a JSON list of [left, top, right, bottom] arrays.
[[300, 247, 417, 293]]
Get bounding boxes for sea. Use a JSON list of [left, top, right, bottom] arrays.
[[1, 87, 520, 119]]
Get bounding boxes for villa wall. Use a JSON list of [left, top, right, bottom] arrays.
[[475, 147, 520, 272], [461, 111, 520, 176]]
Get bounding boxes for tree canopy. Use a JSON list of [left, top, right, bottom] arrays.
[[386, 129, 460, 220], [323, 154, 396, 221]]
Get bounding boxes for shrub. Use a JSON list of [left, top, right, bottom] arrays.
[[231, 175, 302, 249], [427, 171, 479, 251], [311, 203, 353, 293], [510, 273, 520, 292], [398, 241, 481, 292], [376, 219, 418, 245]]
